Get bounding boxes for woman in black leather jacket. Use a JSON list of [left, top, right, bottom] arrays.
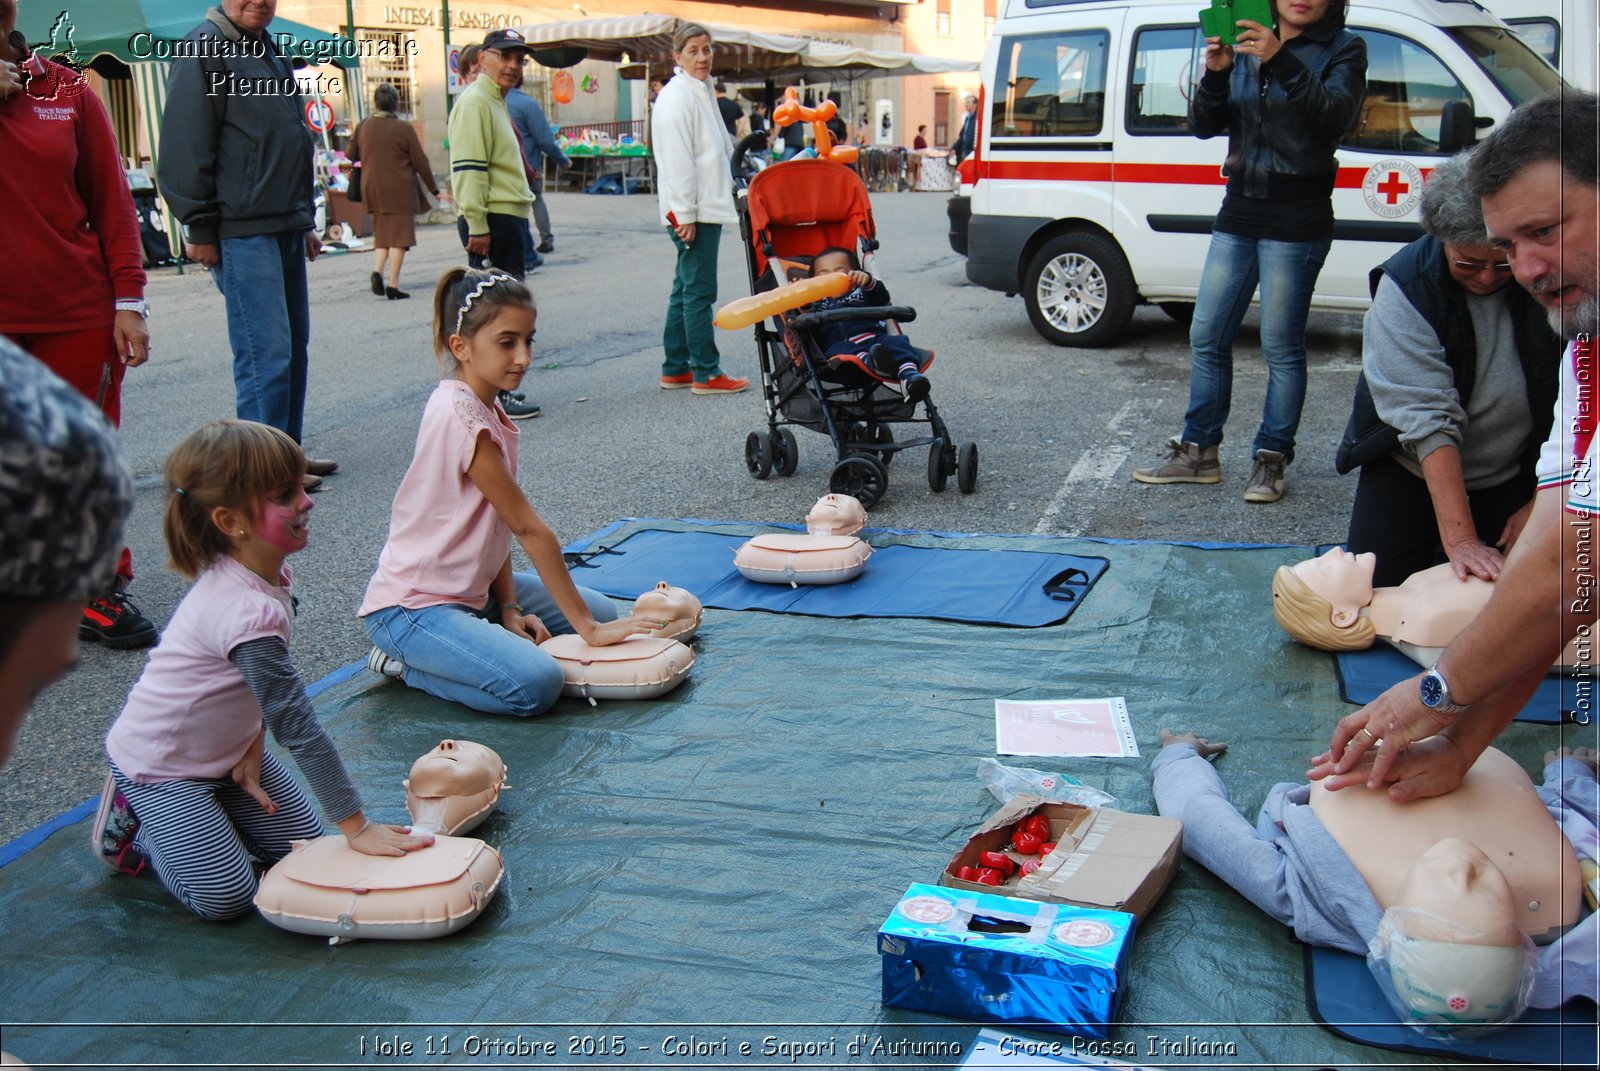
[[1135, 0, 1366, 504]]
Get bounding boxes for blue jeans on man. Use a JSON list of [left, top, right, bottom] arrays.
[[1181, 232, 1331, 464], [362, 574, 617, 717], [209, 231, 311, 442], [516, 217, 546, 273]]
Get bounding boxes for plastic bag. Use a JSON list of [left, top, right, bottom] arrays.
[[977, 757, 1119, 809]]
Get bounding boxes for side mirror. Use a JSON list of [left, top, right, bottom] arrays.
[[1438, 99, 1476, 154]]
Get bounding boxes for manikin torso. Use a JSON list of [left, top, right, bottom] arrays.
[[1310, 747, 1580, 940], [1292, 552, 1585, 669]]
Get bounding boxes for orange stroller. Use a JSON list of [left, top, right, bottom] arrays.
[[730, 154, 977, 509]]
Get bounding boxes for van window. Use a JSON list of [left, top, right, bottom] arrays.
[[1445, 25, 1564, 105], [1128, 26, 1206, 135], [1343, 30, 1470, 154], [991, 30, 1111, 141], [1503, 18, 1559, 68]]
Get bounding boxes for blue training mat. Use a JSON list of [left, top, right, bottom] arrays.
[[1305, 945, 1597, 1067], [563, 527, 1108, 627], [1334, 644, 1584, 725]]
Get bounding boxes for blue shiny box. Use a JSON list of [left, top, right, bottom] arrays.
[[878, 882, 1135, 1039]]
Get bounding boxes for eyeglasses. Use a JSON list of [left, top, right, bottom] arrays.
[[484, 48, 528, 64], [1451, 259, 1513, 275]]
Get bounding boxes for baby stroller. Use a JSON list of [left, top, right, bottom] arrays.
[[731, 152, 977, 509]]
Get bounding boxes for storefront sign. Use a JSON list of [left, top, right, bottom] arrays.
[[384, 6, 519, 30]]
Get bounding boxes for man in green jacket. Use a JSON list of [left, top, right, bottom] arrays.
[[447, 28, 540, 418]]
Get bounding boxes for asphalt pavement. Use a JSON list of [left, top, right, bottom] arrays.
[[0, 188, 1366, 844]]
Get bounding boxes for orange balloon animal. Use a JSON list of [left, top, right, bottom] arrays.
[[714, 271, 851, 330], [771, 86, 859, 166]]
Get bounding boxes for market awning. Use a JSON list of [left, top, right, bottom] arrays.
[[515, 14, 977, 80], [15, 0, 359, 69]]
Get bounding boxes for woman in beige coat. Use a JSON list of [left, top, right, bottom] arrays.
[[350, 83, 439, 299]]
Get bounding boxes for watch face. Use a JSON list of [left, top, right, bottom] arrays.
[[1420, 673, 1444, 707]]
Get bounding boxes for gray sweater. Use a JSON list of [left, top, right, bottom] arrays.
[[1362, 275, 1533, 488]]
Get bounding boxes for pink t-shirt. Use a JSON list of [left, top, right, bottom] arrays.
[[359, 380, 518, 615], [106, 556, 293, 782]]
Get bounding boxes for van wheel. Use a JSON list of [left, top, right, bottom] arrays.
[[1023, 233, 1135, 348]]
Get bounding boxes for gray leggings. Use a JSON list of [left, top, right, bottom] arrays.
[[112, 751, 322, 921]]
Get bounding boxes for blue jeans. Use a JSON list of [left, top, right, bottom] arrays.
[[516, 217, 546, 272], [362, 573, 618, 717], [209, 232, 311, 442], [1181, 232, 1331, 464]]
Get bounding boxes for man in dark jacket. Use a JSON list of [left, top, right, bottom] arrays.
[[158, 0, 336, 482], [952, 94, 977, 163]]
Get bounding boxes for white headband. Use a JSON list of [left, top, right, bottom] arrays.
[[455, 272, 512, 337]]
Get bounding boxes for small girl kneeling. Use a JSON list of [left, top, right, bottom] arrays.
[[359, 267, 652, 716], [100, 421, 432, 921]]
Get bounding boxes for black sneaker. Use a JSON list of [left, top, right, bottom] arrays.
[[81, 591, 158, 649], [900, 371, 931, 402], [498, 391, 542, 420]]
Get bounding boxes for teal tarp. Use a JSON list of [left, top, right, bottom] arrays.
[[0, 525, 1587, 1068]]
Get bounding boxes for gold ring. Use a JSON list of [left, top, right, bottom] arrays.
[[1358, 726, 1376, 742]]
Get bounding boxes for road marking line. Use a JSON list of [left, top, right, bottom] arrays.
[[1034, 398, 1141, 536]]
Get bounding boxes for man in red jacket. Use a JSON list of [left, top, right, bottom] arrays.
[[0, 0, 157, 649]]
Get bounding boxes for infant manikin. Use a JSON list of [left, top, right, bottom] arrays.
[[1273, 548, 1585, 670], [405, 739, 507, 836], [734, 494, 872, 586]]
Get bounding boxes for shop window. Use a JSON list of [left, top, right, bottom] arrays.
[[1343, 30, 1469, 154], [357, 28, 417, 117], [991, 29, 1109, 140], [1127, 25, 1205, 135]]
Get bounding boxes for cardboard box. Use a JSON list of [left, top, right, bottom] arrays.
[[941, 794, 1182, 919], [879, 882, 1135, 1038]]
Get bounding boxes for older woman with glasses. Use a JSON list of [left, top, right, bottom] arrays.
[[1337, 152, 1564, 586]]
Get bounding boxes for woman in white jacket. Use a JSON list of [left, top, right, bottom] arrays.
[[651, 23, 749, 395]]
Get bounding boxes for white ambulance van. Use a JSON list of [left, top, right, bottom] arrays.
[[1485, 0, 1596, 91], [951, 0, 1569, 346]]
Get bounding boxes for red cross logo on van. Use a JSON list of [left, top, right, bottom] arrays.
[[1375, 171, 1410, 205], [1362, 159, 1425, 220]]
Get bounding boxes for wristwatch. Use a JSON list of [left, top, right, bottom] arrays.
[[114, 299, 150, 319], [1419, 662, 1469, 717]]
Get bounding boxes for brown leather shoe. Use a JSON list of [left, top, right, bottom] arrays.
[[305, 457, 339, 477], [303, 474, 324, 493]]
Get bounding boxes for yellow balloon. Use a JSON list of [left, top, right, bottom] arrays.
[[714, 271, 852, 330]]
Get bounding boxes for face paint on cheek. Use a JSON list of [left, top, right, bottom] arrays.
[[256, 494, 311, 554]]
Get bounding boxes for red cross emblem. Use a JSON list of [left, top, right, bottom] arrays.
[[1375, 171, 1410, 205]]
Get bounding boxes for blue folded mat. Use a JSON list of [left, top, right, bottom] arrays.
[[1333, 644, 1584, 725], [1306, 945, 1598, 1067], [563, 526, 1108, 627]]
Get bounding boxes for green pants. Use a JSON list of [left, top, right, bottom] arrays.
[[662, 223, 723, 380]]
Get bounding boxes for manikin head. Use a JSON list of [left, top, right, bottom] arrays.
[[806, 493, 866, 536], [1271, 548, 1378, 650], [1369, 838, 1535, 1034], [405, 739, 507, 836]]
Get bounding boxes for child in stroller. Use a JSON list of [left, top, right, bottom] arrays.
[[807, 246, 931, 402]]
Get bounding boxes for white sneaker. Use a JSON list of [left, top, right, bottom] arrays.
[[366, 646, 404, 679]]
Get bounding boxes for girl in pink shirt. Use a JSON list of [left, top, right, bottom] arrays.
[[359, 267, 652, 715], [99, 421, 432, 920]]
